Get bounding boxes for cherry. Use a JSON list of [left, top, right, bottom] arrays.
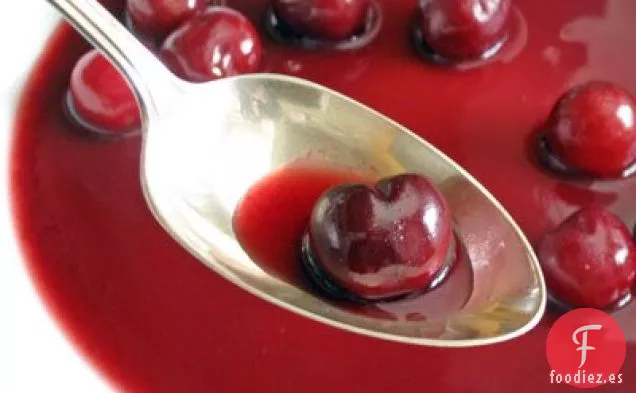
[[67, 49, 140, 134], [126, 0, 208, 41], [160, 6, 263, 82], [543, 81, 636, 178], [537, 207, 636, 310], [303, 173, 453, 301], [272, 0, 370, 41], [417, 0, 511, 61]]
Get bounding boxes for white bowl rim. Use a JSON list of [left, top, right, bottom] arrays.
[[0, 5, 113, 392]]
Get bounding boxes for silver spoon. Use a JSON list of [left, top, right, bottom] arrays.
[[46, 0, 546, 347]]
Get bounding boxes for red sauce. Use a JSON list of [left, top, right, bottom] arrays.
[[232, 165, 472, 321], [233, 165, 365, 284], [10, 0, 636, 392]]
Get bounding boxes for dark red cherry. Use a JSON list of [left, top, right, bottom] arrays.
[[544, 81, 636, 177], [126, 0, 208, 41], [160, 6, 263, 82], [273, 0, 370, 41], [304, 173, 453, 301], [537, 207, 636, 309], [67, 49, 140, 134], [418, 0, 511, 61]]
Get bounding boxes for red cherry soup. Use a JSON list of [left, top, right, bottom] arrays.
[[10, 0, 636, 392], [233, 165, 471, 319]]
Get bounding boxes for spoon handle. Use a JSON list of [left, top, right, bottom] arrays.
[[44, 0, 181, 117]]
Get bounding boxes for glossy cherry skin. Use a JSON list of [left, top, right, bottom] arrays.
[[544, 81, 636, 177], [537, 207, 636, 309], [418, 0, 511, 61], [126, 0, 208, 41], [306, 173, 453, 301], [67, 49, 140, 134], [160, 7, 263, 83], [273, 0, 370, 41]]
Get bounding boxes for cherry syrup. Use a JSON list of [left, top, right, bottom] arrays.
[[232, 164, 472, 321]]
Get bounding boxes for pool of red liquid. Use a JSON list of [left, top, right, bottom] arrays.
[[232, 165, 472, 321], [10, 0, 636, 392]]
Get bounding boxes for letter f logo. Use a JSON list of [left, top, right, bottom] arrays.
[[572, 324, 602, 368]]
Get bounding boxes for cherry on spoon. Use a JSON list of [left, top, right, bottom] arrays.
[[44, 0, 546, 347]]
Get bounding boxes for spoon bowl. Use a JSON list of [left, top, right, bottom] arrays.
[[46, 0, 547, 347]]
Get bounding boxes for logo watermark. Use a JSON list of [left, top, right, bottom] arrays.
[[546, 308, 626, 388], [573, 324, 601, 368]]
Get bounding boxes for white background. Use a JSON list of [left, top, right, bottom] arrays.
[[0, 1, 112, 392]]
